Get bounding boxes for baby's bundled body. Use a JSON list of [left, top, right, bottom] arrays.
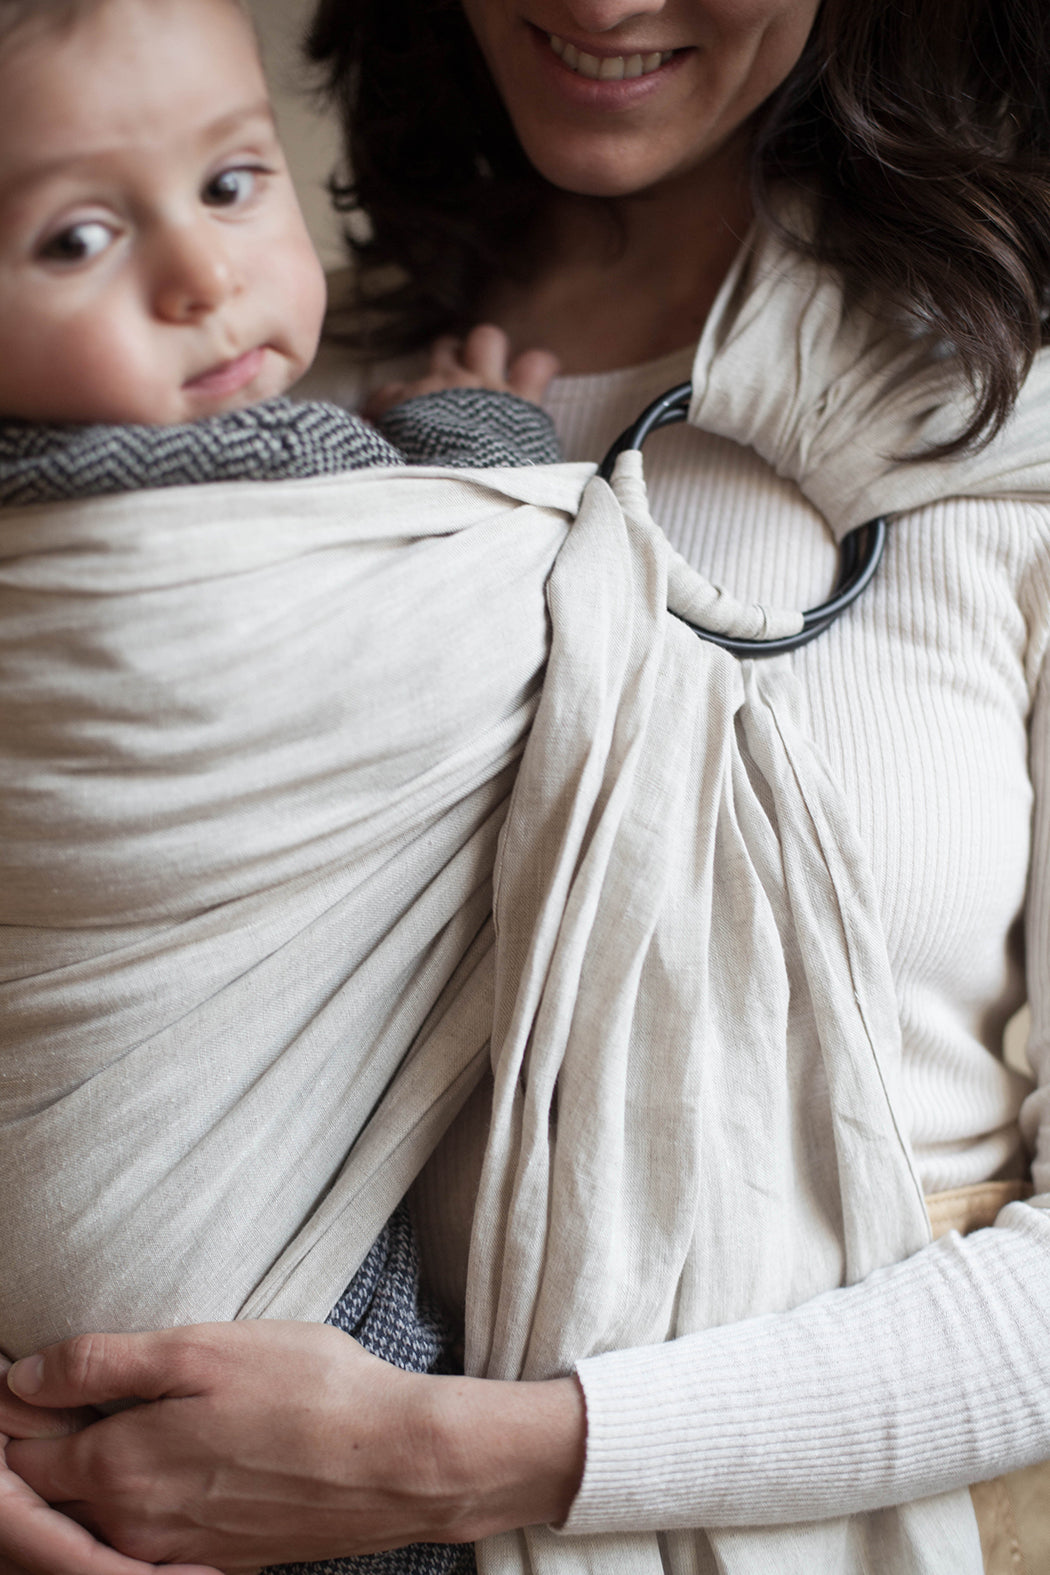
[[0, 4, 560, 1572]]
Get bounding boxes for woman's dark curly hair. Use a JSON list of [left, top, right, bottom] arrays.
[[308, 0, 1050, 451]]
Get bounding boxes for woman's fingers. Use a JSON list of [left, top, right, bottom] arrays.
[[3, 1322, 431, 1568], [0, 1435, 216, 1575], [0, 1361, 148, 1575], [7, 1330, 210, 1412], [0, 1362, 94, 1442]]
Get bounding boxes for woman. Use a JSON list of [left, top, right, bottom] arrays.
[[1, 0, 1050, 1568]]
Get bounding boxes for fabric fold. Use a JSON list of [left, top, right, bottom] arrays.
[[0, 428, 1001, 1566], [0, 464, 584, 1350], [688, 223, 1050, 537], [467, 453, 979, 1573]]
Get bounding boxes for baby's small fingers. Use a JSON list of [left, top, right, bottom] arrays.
[[427, 337, 467, 379], [459, 325, 512, 385], [506, 348, 560, 404], [361, 382, 410, 420]]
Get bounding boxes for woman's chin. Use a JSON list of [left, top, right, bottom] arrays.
[[525, 143, 683, 200]]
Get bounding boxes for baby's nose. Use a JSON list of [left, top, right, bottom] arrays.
[[152, 224, 237, 322]]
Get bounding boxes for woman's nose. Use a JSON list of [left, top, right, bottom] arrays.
[[552, 0, 667, 33], [151, 224, 238, 323]]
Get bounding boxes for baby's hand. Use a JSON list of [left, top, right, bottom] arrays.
[[365, 325, 559, 419]]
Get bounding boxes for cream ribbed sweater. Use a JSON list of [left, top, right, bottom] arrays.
[[307, 342, 1050, 1527]]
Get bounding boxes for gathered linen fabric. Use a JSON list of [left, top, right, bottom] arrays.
[[0, 455, 584, 1353], [462, 452, 983, 1575], [6, 233, 1050, 1568], [686, 216, 1050, 537], [0, 438, 979, 1573]]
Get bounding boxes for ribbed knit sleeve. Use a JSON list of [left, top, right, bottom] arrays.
[[567, 1202, 1050, 1529]]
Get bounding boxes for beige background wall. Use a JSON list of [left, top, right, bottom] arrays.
[[246, 0, 346, 268]]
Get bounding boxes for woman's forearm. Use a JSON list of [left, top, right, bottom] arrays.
[[6, 1209, 1050, 1566], [567, 1205, 1050, 1532], [3, 1322, 586, 1570]]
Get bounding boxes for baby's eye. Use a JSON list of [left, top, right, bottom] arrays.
[[39, 220, 115, 263], [202, 167, 259, 208]]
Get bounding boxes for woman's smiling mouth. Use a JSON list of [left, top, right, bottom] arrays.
[[547, 33, 676, 80]]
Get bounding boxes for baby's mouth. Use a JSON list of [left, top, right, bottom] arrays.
[[184, 347, 266, 398], [547, 33, 676, 80]]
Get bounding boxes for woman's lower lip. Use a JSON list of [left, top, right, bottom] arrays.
[[184, 346, 266, 397], [528, 24, 685, 105]]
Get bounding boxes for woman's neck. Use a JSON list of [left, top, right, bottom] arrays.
[[486, 144, 752, 375]]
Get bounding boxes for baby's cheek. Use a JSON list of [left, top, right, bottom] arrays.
[[274, 226, 329, 378], [0, 311, 140, 424], [59, 315, 182, 425]]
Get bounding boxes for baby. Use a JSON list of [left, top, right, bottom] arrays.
[[0, 0, 559, 498], [0, 4, 559, 1571]]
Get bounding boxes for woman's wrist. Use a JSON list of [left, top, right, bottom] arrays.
[[413, 1372, 587, 1544]]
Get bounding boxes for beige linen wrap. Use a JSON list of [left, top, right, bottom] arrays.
[[7, 225, 1050, 1571]]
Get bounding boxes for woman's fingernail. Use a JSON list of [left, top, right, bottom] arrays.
[[8, 1355, 44, 1396]]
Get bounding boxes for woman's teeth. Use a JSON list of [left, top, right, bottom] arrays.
[[547, 34, 674, 80]]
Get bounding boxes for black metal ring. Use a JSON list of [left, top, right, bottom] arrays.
[[598, 383, 886, 657]]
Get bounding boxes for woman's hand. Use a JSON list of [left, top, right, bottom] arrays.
[[365, 324, 559, 418], [4, 1322, 586, 1572], [0, 1357, 215, 1575]]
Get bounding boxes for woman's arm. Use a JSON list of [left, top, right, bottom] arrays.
[[568, 1203, 1050, 1529], [3, 1322, 585, 1571], [6, 1206, 1050, 1563]]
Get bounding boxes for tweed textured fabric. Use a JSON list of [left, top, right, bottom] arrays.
[[0, 400, 400, 505], [0, 388, 559, 507], [268, 1551, 476, 1575], [378, 389, 560, 471], [262, 1204, 476, 1575], [323, 1202, 454, 1370]]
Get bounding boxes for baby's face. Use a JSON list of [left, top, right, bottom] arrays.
[[0, 0, 327, 425]]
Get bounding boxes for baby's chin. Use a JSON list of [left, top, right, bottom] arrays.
[[110, 346, 302, 426]]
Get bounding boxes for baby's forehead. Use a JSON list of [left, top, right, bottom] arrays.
[[0, 0, 262, 118], [0, 0, 272, 196], [0, 0, 253, 47]]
